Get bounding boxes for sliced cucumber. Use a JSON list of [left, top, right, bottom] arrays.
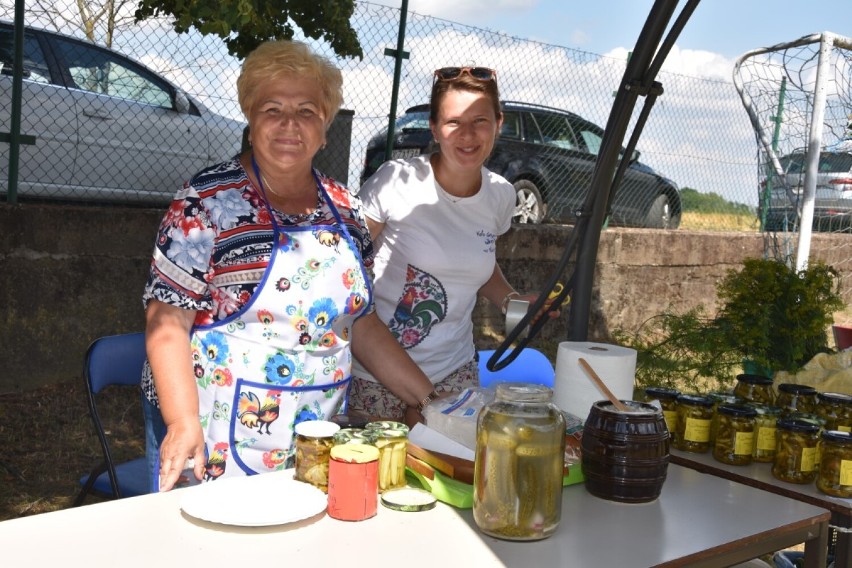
[[380, 487, 437, 512]]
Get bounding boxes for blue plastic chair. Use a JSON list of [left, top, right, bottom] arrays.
[[74, 332, 149, 506], [477, 348, 555, 388]]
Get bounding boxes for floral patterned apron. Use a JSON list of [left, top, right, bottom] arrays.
[[191, 169, 370, 480]]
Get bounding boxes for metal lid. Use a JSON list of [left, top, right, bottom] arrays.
[[380, 487, 437, 512], [776, 417, 821, 433], [676, 393, 714, 407], [644, 386, 680, 400], [736, 373, 773, 385], [817, 392, 852, 405], [717, 403, 757, 417], [777, 383, 817, 395], [821, 430, 852, 444], [294, 420, 340, 438]]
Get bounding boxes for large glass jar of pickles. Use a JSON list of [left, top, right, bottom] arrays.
[[749, 403, 782, 463], [816, 430, 852, 497], [734, 374, 775, 405], [772, 418, 821, 484], [675, 394, 714, 453], [713, 404, 756, 466], [365, 421, 409, 492], [473, 383, 565, 541], [816, 392, 852, 432], [775, 383, 818, 416], [294, 420, 340, 493], [644, 386, 680, 437]]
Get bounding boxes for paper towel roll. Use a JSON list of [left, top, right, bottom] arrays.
[[553, 341, 637, 421]]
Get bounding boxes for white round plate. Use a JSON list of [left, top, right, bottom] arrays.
[[180, 470, 327, 526]]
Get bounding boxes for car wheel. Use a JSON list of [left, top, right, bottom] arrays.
[[645, 194, 679, 229], [513, 180, 545, 224]]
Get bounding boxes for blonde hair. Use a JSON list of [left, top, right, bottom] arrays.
[[237, 40, 343, 127]]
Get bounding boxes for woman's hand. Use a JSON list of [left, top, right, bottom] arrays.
[[157, 416, 205, 492]]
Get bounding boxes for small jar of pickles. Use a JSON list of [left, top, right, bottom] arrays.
[[772, 418, 821, 484], [816, 392, 852, 432], [365, 421, 409, 492], [708, 392, 743, 443], [816, 430, 852, 497], [713, 404, 757, 465], [734, 374, 775, 405], [749, 403, 782, 463], [775, 383, 818, 416], [294, 420, 340, 493], [644, 386, 680, 437], [675, 394, 714, 453]]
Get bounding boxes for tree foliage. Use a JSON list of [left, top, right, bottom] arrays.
[[134, 0, 363, 59]]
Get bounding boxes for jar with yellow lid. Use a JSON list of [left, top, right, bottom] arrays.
[[816, 392, 852, 432], [365, 421, 409, 492], [816, 430, 852, 497], [772, 418, 820, 484], [748, 403, 782, 463], [644, 386, 680, 439], [733, 374, 775, 405], [675, 394, 714, 453], [713, 404, 756, 466], [775, 383, 818, 416]]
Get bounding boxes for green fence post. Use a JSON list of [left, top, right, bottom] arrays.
[[382, 0, 410, 163]]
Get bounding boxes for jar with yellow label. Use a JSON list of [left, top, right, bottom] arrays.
[[734, 374, 775, 405], [713, 404, 757, 466], [675, 394, 714, 453], [748, 403, 782, 463], [708, 392, 743, 443], [776, 383, 818, 416], [816, 430, 852, 497], [644, 386, 680, 439], [816, 392, 852, 432], [772, 418, 821, 484]]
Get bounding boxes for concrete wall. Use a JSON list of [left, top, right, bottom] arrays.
[[2, 203, 850, 392]]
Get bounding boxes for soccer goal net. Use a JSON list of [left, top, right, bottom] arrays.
[[734, 31, 852, 274]]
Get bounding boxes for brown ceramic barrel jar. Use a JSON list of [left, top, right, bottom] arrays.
[[581, 400, 670, 503]]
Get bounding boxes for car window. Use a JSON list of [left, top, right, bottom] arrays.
[[579, 129, 603, 156], [532, 112, 577, 150], [501, 111, 521, 139], [0, 29, 51, 84], [818, 152, 852, 173], [55, 37, 172, 108], [396, 111, 430, 131], [521, 112, 544, 144]]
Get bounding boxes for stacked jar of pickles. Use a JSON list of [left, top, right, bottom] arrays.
[[733, 374, 775, 405], [674, 394, 714, 453], [643, 386, 680, 440]]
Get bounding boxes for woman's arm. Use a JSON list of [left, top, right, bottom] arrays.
[[145, 299, 205, 491], [351, 311, 438, 424]]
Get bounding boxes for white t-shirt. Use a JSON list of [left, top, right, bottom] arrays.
[[353, 154, 515, 383]]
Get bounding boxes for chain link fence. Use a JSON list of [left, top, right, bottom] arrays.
[[1, 1, 773, 231]]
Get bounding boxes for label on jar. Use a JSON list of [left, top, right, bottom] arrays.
[[734, 431, 754, 456], [841, 460, 852, 486], [684, 417, 711, 442], [800, 447, 818, 472], [663, 410, 677, 433], [756, 427, 776, 451]]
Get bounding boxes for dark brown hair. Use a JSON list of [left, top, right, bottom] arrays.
[[429, 73, 501, 123]]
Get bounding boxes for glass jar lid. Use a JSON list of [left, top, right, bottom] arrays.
[[736, 373, 773, 385], [817, 392, 852, 405], [776, 417, 821, 433], [777, 383, 817, 395], [294, 419, 341, 438], [676, 393, 714, 407], [821, 430, 852, 444], [644, 386, 680, 400], [708, 392, 742, 405], [495, 382, 553, 403], [717, 403, 757, 417]]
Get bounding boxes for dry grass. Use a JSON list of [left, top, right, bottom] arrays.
[[680, 211, 760, 232], [0, 380, 144, 521]]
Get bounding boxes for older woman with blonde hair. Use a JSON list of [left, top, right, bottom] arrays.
[[142, 40, 436, 491]]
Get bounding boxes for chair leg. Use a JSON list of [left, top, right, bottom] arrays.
[[73, 462, 107, 507]]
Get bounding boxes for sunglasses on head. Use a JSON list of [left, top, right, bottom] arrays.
[[433, 66, 497, 83]]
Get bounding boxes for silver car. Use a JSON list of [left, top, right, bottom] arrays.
[[0, 22, 246, 205], [761, 147, 852, 231]]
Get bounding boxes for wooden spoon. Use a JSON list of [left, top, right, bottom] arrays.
[[578, 357, 630, 412]]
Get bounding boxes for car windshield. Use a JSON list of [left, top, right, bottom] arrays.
[[782, 152, 852, 174], [396, 111, 430, 131]]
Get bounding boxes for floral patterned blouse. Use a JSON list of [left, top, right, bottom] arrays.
[[140, 157, 374, 404]]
